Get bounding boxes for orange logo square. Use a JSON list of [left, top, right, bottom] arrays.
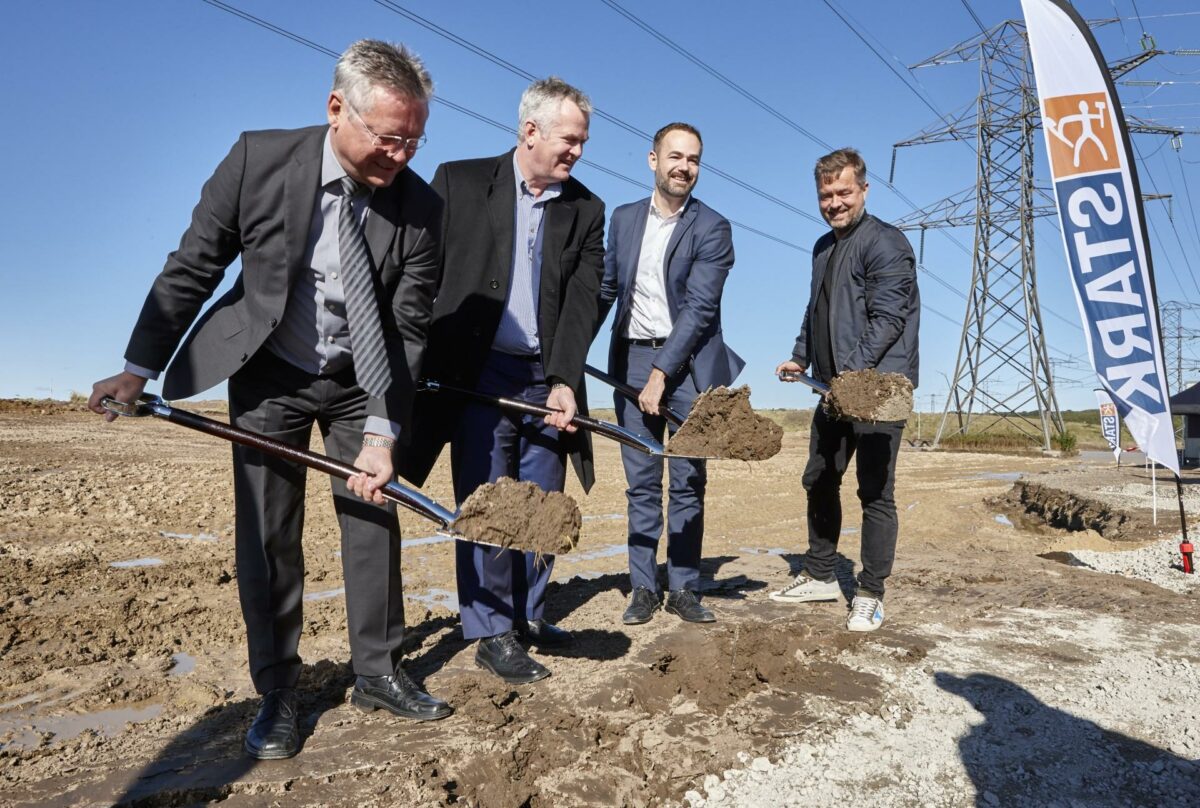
[[1043, 92, 1120, 177]]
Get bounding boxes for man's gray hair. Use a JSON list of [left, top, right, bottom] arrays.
[[517, 77, 592, 141], [333, 39, 433, 112]]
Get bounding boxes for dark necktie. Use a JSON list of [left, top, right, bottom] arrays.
[[338, 176, 392, 399]]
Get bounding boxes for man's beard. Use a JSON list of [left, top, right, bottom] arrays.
[[656, 172, 693, 200]]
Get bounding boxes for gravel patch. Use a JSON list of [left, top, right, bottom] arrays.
[[1064, 539, 1200, 595]]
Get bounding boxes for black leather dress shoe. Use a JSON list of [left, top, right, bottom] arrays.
[[622, 586, 660, 625], [518, 618, 573, 647], [351, 666, 452, 721], [664, 589, 716, 623], [244, 687, 300, 760], [475, 630, 551, 684]]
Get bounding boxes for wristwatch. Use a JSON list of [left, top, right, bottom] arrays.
[[362, 435, 396, 449]]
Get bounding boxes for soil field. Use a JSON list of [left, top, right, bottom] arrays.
[[1, 405, 1198, 807]]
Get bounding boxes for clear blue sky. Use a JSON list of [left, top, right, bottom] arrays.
[[3, 0, 1199, 411]]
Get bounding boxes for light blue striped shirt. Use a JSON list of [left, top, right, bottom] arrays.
[[491, 153, 561, 356]]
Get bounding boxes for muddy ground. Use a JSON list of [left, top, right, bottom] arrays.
[[1, 407, 1198, 807]]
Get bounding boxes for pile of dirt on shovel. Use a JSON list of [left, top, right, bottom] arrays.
[[451, 477, 582, 554], [824, 369, 913, 422], [666, 385, 783, 461]]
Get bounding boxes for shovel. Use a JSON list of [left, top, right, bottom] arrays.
[[102, 394, 459, 530], [777, 370, 830, 394], [418, 380, 712, 459], [583, 364, 686, 427]]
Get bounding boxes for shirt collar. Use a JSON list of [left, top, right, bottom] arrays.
[[649, 193, 689, 223], [321, 129, 350, 189], [513, 152, 562, 203]]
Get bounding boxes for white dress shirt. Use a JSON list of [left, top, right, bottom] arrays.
[[625, 195, 689, 340]]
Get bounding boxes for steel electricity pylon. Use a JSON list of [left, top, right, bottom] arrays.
[[891, 18, 1182, 451]]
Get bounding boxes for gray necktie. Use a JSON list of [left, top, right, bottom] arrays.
[[338, 176, 392, 399]]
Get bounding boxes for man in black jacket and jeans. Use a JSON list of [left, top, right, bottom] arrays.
[[772, 148, 919, 632]]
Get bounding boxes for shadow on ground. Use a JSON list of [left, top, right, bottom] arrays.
[[937, 672, 1200, 807]]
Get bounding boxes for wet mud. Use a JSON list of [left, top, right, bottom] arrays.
[[667, 385, 783, 461], [452, 477, 582, 555], [824, 369, 913, 422]]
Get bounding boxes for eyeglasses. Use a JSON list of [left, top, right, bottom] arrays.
[[345, 99, 427, 154]]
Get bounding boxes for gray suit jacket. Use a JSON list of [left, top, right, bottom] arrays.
[[124, 125, 442, 437], [599, 197, 743, 390]]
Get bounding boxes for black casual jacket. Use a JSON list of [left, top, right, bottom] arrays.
[[791, 213, 920, 387]]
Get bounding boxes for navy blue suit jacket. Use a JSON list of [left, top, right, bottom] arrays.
[[599, 197, 743, 391]]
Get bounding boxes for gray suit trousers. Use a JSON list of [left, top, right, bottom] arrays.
[[613, 343, 707, 593], [228, 349, 405, 693]]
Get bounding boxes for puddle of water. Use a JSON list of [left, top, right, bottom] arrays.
[[158, 531, 219, 542], [303, 587, 345, 602], [994, 514, 1014, 527], [404, 588, 458, 611], [0, 703, 163, 751], [560, 543, 626, 563], [582, 513, 625, 522], [559, 570, 607, 583], [109, 558, 164, 569], [841, 527, 859, 535], [971, 471, 1022, 481], [168, 652, 196, 677]]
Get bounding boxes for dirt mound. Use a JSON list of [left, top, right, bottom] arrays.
[[667, 386, 783, 461], [0, 398, 88, 415], [452, 478, 582, 555], [994, 478, 1169, 542], [824, 369, 913, 422]]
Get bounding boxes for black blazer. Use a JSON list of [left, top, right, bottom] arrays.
[[398, 150, 606, 490], [123, 125, 443, 437]]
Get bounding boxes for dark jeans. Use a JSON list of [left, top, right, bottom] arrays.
[[802, 405, 903, 597]]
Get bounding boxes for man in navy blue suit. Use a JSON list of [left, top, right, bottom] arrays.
[[599, 122, 743, 625]]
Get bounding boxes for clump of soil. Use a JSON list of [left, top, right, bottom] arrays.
[[824, 369, 913, 422], [452, 477, 581, 554], [667, 386, 783, 461], [994, 479, 1160, 542]]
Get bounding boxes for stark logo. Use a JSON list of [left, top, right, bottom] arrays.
[[1043, 92, 1120, 177]]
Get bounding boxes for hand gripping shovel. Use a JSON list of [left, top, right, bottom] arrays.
[[417, 380, 713, 459], [99, 394, 583, 553], [583, 364, 687, 427]]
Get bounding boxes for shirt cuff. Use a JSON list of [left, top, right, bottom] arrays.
[[124, 361, 160, 381], [364, 416, 402, 441]]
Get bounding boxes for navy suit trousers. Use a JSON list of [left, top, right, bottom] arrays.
[[450, 351, 566, 640], [613, 343, 707, 593]]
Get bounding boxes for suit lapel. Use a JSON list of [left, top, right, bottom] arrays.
[[664, 201, 698, 280], [486, 155, 516, 288], [283, 131, 324, 284], [619, 199, 652, 317]]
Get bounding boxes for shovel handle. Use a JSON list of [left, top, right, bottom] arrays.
[[100, 395, 456, 528], [419, 381, 668, 456], [584, 364, 685, 427]]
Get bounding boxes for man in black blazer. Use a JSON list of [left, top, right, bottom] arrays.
[[89, 40, 452, 760], [399, 78, 605, 684]]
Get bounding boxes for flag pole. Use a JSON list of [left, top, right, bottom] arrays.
[[1176, 475, 1193, 574]]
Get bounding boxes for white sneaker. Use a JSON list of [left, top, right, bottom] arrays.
[[769, 572, 842, 603], [846, 595, 884, 632]]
